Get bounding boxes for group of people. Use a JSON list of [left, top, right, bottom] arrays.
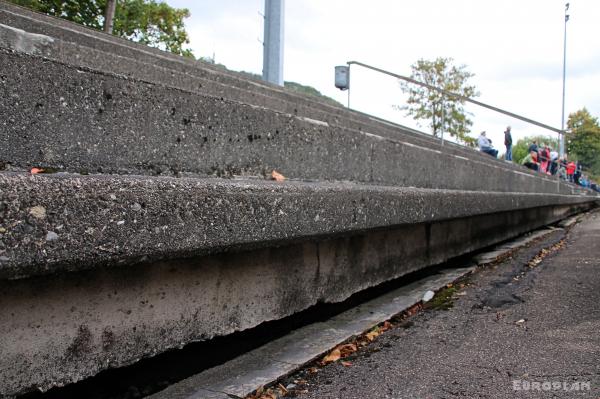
[[476, 127, 594, 189], [521, 141, 585, 184]]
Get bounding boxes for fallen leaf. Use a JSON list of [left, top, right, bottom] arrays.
[[365, 331, 379, 341], [337, 343, 357, 356], [30, 168, 44, 174], [380, 321, 393, 332], [307, 367, 318, 374], [341, 361, 352, 367], [322, 348, 341, 364], [271, 170, 286, 182]]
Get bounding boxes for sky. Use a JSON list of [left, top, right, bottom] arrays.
[[168, 0, 600, 153]]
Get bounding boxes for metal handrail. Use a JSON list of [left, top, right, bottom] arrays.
[[346, 61, 565, 135]]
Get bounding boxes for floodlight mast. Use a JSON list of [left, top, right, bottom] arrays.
[[560, 2, 570, 158], [262, 0, 285, 86]]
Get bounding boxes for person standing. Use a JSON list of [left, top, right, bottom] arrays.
[[504, 126, 513, 161], [528, 140, 539, 155], [539, 144, 550, 174], [549, 147, 559, 175]]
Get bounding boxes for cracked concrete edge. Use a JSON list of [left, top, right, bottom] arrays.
[[557, 215, 582, 228], [2, 171, 598, 281], [471, 228, 562, 266], [148, 266, 476, 399], [150, 217, 583, 399], [0, 21, 53, 55], [471, 209, 596, 266]]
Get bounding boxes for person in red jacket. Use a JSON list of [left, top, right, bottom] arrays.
[[539, 145, 550, 174], [567, 161, 576, 182]]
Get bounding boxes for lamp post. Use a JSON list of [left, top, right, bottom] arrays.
[[560, 2, 570, 158]]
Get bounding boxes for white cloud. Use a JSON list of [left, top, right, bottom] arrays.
[[169, 0, 600, 153]]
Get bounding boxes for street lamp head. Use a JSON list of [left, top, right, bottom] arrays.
[[565, 3, 569, 10]]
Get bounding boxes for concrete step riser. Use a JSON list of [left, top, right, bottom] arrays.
[[0, 6, 517, 166], [2, 173, 595, 282], [0, 50, 579, 196], [0, 201, 593, 397]]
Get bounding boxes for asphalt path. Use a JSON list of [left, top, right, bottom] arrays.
[[287, 211, 600, 399]]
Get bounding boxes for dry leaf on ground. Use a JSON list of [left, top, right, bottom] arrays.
[[380, 321, 393, 332], [271, 170, 286, 182], [365, 330, 379, 341], [322, 348, 341, 364], [337, 343, 357, 356]]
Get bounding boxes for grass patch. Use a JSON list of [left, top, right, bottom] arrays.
[[424, 286, 458, 311], [424, 275, 472, 311]]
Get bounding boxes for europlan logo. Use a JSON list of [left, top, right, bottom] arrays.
[[512, 379, 591, 392]]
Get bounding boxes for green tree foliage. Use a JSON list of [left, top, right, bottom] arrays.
[[283, 81, 341, 107], [9, 0, 193, 56], [397, 57, 479, 144], [512, 135, 558, 164], [239, 71, 342, 107], [566, 108, 600, 177]]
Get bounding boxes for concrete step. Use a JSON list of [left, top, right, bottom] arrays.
[[0, 2, 519, 167], [0, 46, 582, 196], [148, 266, 476, 399], [1, 171, 595, 396], [1, 171, 595, 282]]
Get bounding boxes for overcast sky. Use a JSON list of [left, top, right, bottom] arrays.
[[169, 0, 600, 152]]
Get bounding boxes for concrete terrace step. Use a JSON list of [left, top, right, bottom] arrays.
[[0, 47, 582, 196], [0, 171, 595, 281], [0, 3, 598, 396], [0, 170, 596, 396], [0, 2, 523, 167]]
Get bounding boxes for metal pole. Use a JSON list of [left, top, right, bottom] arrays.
[[440, 94, 445, 146], [262, 0, 285, 86], [347, 60, 564, 135], [560, 3, 570, 158], [347, 87, 350, 109], [103, 0, 117, 34], [347, 62, 351, 108]]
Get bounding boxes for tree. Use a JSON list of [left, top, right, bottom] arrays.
[[9, 0, 194, 57], [239, 71, 342, 107], [566, 108, 600, 177], [397, 57, 479, 144], [104, 0, 116, 33], [511, 135, 558, 164]]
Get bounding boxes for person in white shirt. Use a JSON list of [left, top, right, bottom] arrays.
[[477, 131, 498, 158]]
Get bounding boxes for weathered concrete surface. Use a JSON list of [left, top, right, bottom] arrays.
[[1, 172, 596, 281], [0, 3, 597, 396], [0, 11, 486, 161], [148, 267, 476, 399], [0, 202, 595, 396], [0, 12, 569, 173], [293, 212, 600, 399], [0, 49, 588, 196]]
